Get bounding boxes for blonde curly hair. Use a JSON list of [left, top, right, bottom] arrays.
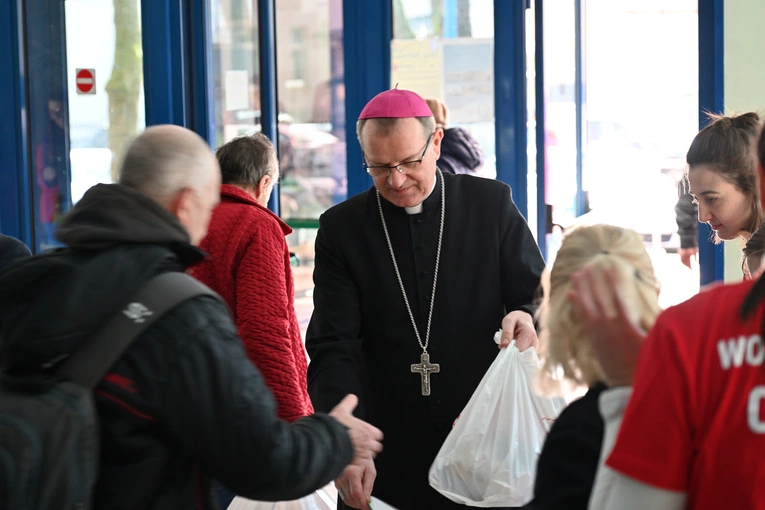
[[538, 224, 662, 389]]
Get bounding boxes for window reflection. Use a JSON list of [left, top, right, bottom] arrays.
[[27, 0, 145, 252], [541, 0, 578, 239], [276, 0, 346, 224], [25, 1, 70, 252], [210, 0, 261, 147], [392, 0, 496, 179]]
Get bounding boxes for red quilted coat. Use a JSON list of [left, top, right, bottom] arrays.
[[192, 184, 314, 422]]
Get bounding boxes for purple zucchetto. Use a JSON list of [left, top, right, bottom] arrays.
[[358, 85, 434, 120]]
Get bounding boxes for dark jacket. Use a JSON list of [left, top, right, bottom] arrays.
[[675, 178, 698, 249], [0, 183, 353, 509], [0, 234, 32, 272], [306, 172, 545, 509], [437, 127, 485, 175], [525, 383, 607, 510]]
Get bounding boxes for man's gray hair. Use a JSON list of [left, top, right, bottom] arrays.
[[356, 116, 435, 148], [118, 125, 215, 200]]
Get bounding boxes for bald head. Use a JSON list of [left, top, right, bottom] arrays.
[[119, 125, 218, 202], [118, 125, 222, 245]]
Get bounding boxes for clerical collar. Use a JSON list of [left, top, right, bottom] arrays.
[[404, 174, 439, 215]]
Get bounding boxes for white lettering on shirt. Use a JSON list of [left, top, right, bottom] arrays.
[[717, 335, 765, 370], [748, 386, 765, 434]]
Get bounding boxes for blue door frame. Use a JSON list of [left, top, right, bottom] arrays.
[[697, 0, 725, 285], [0, 0, 32, 247]]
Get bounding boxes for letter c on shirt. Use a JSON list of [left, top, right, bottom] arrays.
[[747, 386, 765, 434]]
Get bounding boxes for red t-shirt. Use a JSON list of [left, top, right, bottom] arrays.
[[607, 279, 765, 509]]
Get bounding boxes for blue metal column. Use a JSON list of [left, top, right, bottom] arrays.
[[534, 0, 547, 258], [697, 0, 725, 285], [141, 0, 188, 127], [573, 0, 585, 217], [259, 0, 280, 215], [494, 0, 529, 218], [343, 0, 392, 199], [0, 0, 32, 246], [189, 0, 215, 147]]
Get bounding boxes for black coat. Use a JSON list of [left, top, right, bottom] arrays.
[[438, 127, 485, 175], [0, 184, 353, 510], [525, 384, 607, 510], [0, 233, 31, 272], [306, 172, 545, 509], [675, 178, 698, 249]]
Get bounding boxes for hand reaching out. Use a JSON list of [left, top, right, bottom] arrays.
[[566, 265, 648, 387]]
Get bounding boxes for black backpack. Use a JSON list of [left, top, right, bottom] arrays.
[[0, 272, 217, 510]]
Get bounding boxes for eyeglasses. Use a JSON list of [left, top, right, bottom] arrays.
[[364, 133, 433, 179]]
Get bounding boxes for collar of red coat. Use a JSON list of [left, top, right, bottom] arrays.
[[219, 184, 292, 236]]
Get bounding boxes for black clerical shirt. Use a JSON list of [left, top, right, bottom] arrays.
[[306, 172, 545, 510]]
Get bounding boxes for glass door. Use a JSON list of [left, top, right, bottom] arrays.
[[24, 0, 146, 253]]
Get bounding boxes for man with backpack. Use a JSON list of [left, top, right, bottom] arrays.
[[0, 125, 383, 509]]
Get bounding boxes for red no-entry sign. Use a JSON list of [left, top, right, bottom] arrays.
[[75, 68, 96, 94]]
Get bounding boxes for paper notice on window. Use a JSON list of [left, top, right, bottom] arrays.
[[390, 38, 443, 100], [442, 39, 494, 124], [225, 70, 250, 111]]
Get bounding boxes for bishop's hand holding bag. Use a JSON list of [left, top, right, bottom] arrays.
[[428, 332, 565, 507]]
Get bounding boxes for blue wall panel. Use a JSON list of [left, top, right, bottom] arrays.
[[259, 0, 281, 215], [141, 0, 187, 127], [189, 0, 215, 147], [698, 0, 725, 285], [494, 0, 528, 218], [343, 0, 392, 199], [0, 0, 32, 246]]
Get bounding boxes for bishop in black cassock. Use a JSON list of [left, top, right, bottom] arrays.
[[306, 88, 545, 510]]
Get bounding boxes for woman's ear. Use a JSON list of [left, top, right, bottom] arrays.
[[258, 174, 271, 196], [255, 174, 272, 205]]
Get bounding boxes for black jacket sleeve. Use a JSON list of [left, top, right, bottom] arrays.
[[150, 296, 354, 501], [498, 185, 545, 318], [675, 179, 698, 249], [527, 386, 605, 510], [305, 216, 368, 418]]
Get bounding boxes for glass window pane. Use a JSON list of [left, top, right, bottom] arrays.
[[275, 0, 344, 338], [542, 0, 578, 239], [392, 0, 495, 180], [209, 0, 261, 147], [276, 0, 346, 223], [582, 0, 699, 306], [290, 226, 318, 340], [25, 1, 69, 252], [525, 0, 538, 242], [27, 0, 145, 253]]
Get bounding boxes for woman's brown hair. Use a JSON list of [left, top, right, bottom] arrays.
[[686, 112, 762, 242]]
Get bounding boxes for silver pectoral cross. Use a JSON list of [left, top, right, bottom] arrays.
[[411, 351, 440, 396]]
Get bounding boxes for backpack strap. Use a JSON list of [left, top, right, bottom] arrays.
[[56, 272, 219, 388]]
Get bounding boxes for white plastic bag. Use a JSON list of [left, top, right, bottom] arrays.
[[428, 338, 566, 507], [226, 485, 398, 510], [226, 484, 337, 510]]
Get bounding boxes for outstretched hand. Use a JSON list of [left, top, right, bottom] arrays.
[[329, 395, 383, 462], [567, 265, 648, 387]]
